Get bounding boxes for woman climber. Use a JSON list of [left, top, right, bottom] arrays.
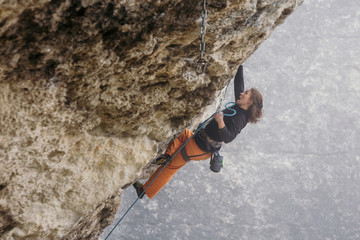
[[133, 65, 263, 199]]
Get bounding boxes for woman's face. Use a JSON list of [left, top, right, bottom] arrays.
[[236, 89, 253, 108]]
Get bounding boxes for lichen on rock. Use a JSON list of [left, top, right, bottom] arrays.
[[0, 0, 303, 239]]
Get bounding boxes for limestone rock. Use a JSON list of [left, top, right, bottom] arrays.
[[0, 0, 303, 239]]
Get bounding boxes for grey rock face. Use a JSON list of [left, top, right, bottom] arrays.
[[0, 0, 303, 239]]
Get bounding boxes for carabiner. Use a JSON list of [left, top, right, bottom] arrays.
[[196, 59, 207, 74]]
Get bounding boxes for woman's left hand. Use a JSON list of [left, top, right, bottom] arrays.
[[214, 112, 224, 122], [214, 112, 225, 129]]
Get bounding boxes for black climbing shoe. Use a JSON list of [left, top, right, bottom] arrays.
[[133, 181, 145, 199], [153, 154, 171, 165]]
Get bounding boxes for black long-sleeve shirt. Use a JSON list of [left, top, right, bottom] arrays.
[[195, 66, 248, 151]]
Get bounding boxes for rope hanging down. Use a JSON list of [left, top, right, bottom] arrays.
[[104, 103, 236, 240], [196, 0, 208, 74]]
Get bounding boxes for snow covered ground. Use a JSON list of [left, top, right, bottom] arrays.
[[101, 0, 360, 239]]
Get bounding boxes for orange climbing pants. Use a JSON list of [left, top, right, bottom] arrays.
[[143, 129, 212, 199]]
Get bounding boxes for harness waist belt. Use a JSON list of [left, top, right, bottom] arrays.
[[200, 129, 223, 149]]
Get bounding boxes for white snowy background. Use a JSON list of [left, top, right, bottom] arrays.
[[101, 0, 360, 239]]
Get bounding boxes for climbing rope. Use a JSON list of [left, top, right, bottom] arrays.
[[223, 102, 236, 116], [104, 102, 236, 240], [196, 0, 208, 74]]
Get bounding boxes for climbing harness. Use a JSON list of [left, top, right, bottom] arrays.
[[181, 149, 209, 162], [196, 0, 208, 74], [104, 102, 237, 240], [152, 154, 170, 165]]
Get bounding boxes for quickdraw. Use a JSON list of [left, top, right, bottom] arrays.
[[196, 0, 208, 74]]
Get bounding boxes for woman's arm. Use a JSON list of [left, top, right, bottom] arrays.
[[234, 65, 245, 100], [218, 126, 237, 143], [214, 112, 240, 143]]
